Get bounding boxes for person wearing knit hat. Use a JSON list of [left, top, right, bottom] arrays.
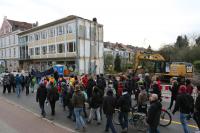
[[173, 84, 194, 133]]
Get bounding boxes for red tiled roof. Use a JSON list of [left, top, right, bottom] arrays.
[[7, 19, 32, 31]]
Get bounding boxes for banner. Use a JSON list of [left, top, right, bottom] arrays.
[[31, 67, 54, 77]]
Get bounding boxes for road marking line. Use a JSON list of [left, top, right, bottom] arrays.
[[0, 97, 76, 133], [161, 119, 198, 128]]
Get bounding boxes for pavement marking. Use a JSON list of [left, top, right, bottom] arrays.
[[0, 97, 76, 133], [161, 119, 198, 128]]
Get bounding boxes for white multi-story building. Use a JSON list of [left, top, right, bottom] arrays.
[[18, 15, 104, 75], [0, 16, 32, 72]]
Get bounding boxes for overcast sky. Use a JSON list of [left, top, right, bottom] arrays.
[[1, 0, 200, 50]]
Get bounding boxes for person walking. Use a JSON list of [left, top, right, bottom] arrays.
[[72, 85, 86, 131], [36, 83, 47, 117], [168, 80, 179, 110], [2, 74, 10, 94], [20, 74, 25, 92], [103, 89, 117, 133], [47, 81, 59, 116], [87, 86, 103, 125], [147, 94, 162, 133], [193, 85, 200, 131], [172, 85, 194, 133], [15, 74, 21, 97], [118, 89, 131, 132], [9, 73, 15, 93]]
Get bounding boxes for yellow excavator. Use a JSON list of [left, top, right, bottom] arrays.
[[133, 51, 193, 81]]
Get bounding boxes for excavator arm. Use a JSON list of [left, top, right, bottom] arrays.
[[133, 51, 165, 73]]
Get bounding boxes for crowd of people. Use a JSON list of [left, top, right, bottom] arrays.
[[1, 71, 200, 133]]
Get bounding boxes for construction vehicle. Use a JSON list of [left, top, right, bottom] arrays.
[[133, 51, 193, 81]]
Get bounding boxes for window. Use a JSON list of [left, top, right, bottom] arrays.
[[67, 23, 75, 34], [68, 42, 76, 52], [13, 48, 16, 57], [42, 46, 47, 55], [30, 48, 34, 56], [35, 47, 40, 55], [79, 25, 85, 38], [49, 45, 55, 54], [34, 33, 40, 40], [0, 38, 2, 48], [48, 28, 55, 37], [56, 25, 65, 35], [41, 31, 47, 39], [28, 35, 33, 42], [57, 43, 65, 53]]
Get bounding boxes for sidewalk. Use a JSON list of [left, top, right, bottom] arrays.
[[0, 97, 74, 133]]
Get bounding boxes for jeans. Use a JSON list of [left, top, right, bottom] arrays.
[[88, 107, 101, 123], [16, 84, 21, 97], [148, 127, 160, 133], [119, 112, 128, 129], [74, 108, 85, 129], [105, 114, 117, 133], [180, 113, 190, 133]]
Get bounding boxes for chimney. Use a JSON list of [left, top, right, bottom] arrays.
[[93, 18, 97, 23]]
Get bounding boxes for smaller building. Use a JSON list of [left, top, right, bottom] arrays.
[[0, 16, 33, 72]]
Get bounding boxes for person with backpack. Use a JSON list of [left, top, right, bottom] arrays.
[[87, 86, 103, 125], [117, 89, 131, 132], [193, 85, 200, 131], [72, 85, 86, 131], [172, 85, 194, 133]]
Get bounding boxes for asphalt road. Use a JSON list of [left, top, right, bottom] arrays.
[[0, 86, 198, 133]]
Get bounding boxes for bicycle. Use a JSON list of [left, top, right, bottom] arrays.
[[113, 106, 148, 132], [159, 108, 172, 127]]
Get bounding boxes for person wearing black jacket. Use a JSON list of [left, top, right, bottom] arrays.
[[172, 85, 194, 133], [86, 76, 96, 99], [47, 82, 59, 116], [118, 89, 131, 132], [147, 94, 162, 133], [9, 73, 15, 93], [168, 80, 179, 110], [103, 89, 117, 133], [194, 85, 200, 131], [87, 86, 103, 124], [36, 83, 47, 117]]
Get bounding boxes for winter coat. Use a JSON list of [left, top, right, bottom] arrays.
[[47, 86, 59, 102], [72, 91, 85, 108], [170, 82, 179, 99], [103, 95, 116, 115], [173, 93, 194, 114], [86, 79, 96, 98], [3, 75, 10, 86], [36, 84, 47, 103], [147, 100, 162, 129], [118, 92, 131, 112], [90, 88, 103, 109]]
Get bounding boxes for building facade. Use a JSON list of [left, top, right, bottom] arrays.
[[0, 16, 32, 72], [18, 15, 104, 75]]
